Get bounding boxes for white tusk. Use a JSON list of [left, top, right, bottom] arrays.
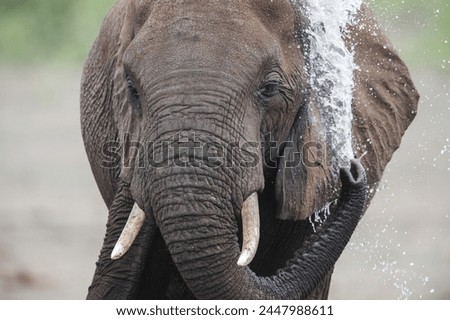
[[237, 192, 260, 267], [111, 203, 146, 260]]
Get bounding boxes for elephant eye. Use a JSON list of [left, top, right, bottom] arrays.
[[260, 81, 281, 98], [127, 79, 139, 99], [127, 78, 141, 109], [259, 72, 283, 99]]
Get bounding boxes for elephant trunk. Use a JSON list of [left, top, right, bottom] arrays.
[[152, 160, 367, 299], [148, 164, 243, 298]]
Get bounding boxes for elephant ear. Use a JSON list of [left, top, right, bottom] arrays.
[[110, 1, 142, 184], [81, 0, 143, 207], [275, 4, 419, 221], [347, 4, 419, 190]]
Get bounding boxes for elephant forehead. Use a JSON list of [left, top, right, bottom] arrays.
[[125, 0, 300, 75], [147, 0, 253, 29], [133, 0, 298, 39], [250, 0, 299, 35]]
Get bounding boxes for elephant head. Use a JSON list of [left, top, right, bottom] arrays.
[[81, 0, 418, 299]]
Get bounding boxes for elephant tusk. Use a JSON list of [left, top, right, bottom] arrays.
[[237, 192, 260, 267], [111, 203, 146, 260]]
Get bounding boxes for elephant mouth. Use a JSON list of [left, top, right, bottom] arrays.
[[112, 191, 261, 267], [88, 159, 367, 299]]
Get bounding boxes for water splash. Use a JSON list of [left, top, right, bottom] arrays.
[[309, 199, 338, 233], [292, 0, 362, 165], [432, 138, 450, 170], [346, 210, 434, 299]]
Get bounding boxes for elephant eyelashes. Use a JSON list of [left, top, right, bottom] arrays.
[[258, 72, 283, 101], [260, 81, 281, 98], [126, 78, 141, 112]]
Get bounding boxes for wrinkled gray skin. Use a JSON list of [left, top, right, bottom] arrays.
[[81, 0, 419, 299]]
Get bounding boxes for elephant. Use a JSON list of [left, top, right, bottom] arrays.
[[80, 0, 419, 299]]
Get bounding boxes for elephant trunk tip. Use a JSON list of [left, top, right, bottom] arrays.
[[340, 158, 367, 187]]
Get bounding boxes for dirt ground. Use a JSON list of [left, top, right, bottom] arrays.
[[0, 64, 448, 300]]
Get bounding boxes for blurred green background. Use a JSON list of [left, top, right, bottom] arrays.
[[0, 0, 448, 300], [0, 0, 113, 64], [0, 0, 448, 70]]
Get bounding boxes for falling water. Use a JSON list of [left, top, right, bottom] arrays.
[[295, 0, 362, 232], [292, 0, 362, 165]]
